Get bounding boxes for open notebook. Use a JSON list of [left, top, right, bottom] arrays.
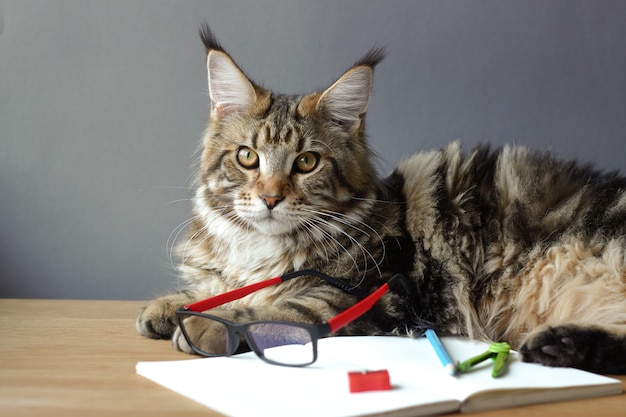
[[136, 336, 622, 417]]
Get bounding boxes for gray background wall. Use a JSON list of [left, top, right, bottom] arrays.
[[1, 1, 625, 300]]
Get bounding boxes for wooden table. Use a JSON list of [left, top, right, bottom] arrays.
[[1, 299, 624, 416]]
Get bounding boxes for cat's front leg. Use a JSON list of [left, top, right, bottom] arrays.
[[136, 291, 198, 339], [172, 310, 240, 355]]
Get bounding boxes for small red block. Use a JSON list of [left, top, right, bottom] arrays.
[[348, 369, 391, 393]]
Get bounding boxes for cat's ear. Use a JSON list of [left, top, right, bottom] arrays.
[[316, 47, 385, 135], [206, 50, 257, 119], [199, 24, 257, 119]]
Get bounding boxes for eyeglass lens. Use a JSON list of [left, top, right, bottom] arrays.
[[247, 322, 315, 366], [180, 317, 234, 356]]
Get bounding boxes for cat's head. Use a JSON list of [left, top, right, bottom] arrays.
[[196, 25, 384, 237]]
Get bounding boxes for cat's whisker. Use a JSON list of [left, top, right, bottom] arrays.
[[322, 209, 391, 264], [296, 221, 334, 269], [165, 198, 196, 206], [142, 185, 196, 192], [303, 208, 387, 275], [306, 213, 382, 283], [302, 216, 362, 275], [310, 213, 381, 276], [173, 223, 211, 289], [167, 215, 202, 266], [178, 220, 213, 265], [319, 208, 387, 243], [327, 207, 405, 257], [300, 219, 350, 275], [350, 195, 405, 205], [317, 210, 372, 237]]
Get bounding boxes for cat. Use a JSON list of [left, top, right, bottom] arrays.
[[136, 24, 626, 374]]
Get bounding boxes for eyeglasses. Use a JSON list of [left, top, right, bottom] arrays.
[[175, 270, 410, 367]]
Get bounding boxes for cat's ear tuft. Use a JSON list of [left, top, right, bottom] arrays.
[[353, 46, 386, 70], [316, 47, 384, 135], [199, 23, 226, 54], [206, 50, 257, 119]]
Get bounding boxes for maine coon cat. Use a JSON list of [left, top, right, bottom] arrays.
[[137, 24, 626, 374]]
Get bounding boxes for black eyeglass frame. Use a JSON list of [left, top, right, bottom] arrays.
[[175, 270, 410, 366]]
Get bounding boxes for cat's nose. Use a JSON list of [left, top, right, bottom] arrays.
[[260, 194, 283, 210]]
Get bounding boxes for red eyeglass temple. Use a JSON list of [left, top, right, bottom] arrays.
[[184, 276, 283, 312], [326, 282, 390, 332]]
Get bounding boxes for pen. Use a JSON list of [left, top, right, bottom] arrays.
[[425, 328, 457, 376]]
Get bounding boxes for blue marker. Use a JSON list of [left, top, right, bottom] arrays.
[[425, 329, 457, 376]]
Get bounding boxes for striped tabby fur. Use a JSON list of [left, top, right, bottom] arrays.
[[137, 25, 626, 373]]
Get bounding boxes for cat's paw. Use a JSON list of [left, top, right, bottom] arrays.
[[519, 324, 589, 368], [136, 297, 183, 339], [172, 313, 232, 355]]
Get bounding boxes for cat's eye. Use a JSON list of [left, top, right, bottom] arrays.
[[294, 152, 319, 174], [236, 147, 259, 169]]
